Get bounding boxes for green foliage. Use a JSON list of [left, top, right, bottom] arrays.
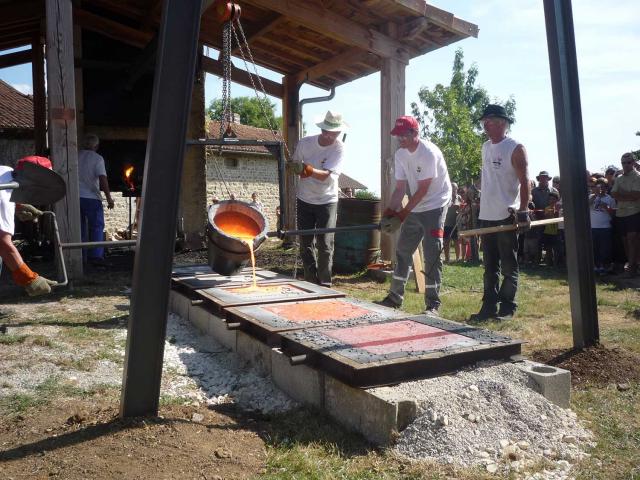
[[354, 189, 379, 200], [207, 96, 282, 130], [411, 48, 516, 185]]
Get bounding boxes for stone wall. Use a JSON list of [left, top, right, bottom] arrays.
[[205, 151, 280, 231], [103, 150, 281, 236]]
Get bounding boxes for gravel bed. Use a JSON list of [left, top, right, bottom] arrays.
[[377, 361, 593, 479]]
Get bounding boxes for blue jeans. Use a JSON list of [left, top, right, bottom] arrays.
[[592, 228, 612, 267], [480, 218, 519, 315], [80, 197, 105, 260]]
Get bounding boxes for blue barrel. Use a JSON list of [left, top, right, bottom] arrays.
[[333, 198, 381, 273]]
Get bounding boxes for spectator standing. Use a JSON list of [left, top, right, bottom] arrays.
[[531, 171, 559, 263], [249, 192, 264, 212], [541, 192, 561, 266], [78, 134, 114, 266], [610, 153, 640, 277], [589, 178, 616, 274]]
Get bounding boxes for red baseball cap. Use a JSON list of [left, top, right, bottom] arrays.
[[390, 116, 419, 136], [16, 155, 52, 170]]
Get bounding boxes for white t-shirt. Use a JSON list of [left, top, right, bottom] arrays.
[[589, 194, 616, 229], [479, 137, 522, 221], [394, 139, 452, 212], [0, 166, 16, 235], [78, 149, 107, 200], [293, 135, 344, 205]]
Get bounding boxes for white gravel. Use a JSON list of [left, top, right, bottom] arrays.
[[376, 361, 593, 479], [161, 313, 296, 413], [0, 313, 295, 415]]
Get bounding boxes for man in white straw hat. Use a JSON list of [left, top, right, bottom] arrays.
[[287, 110, 348, 287]]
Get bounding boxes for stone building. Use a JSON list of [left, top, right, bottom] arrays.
[[0, 80, 35, 167]]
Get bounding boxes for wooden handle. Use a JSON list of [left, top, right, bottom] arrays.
[[458, 217, 564, 237]]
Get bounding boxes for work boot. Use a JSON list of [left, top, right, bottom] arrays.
[[469, 305, 497, 322], [375, 295, 401, 309]]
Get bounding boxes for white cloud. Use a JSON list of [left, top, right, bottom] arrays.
[[11, 83, 32, 95]]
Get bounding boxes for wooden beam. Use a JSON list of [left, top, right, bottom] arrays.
[[242, 0, 413, 61], [294, 46, 373, 84], [32, 36, 46, 155], [282, 75, 300, 233], [379, 23, 405, 261], [392, 0, 479, 38], [0, 0, 43, 28], [201, 54, 283, 98], [46, 0, 83, 279], [0, 48, 32, 69], [230, 15, 287, 56], [74, 8, 152, 48]]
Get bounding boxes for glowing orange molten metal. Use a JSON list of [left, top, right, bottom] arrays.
[[215, 210, 261, 288]]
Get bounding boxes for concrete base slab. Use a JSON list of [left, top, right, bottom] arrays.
[[271, 348, 324, 408], [236, 331, 272, 377], [517, 359, 571, 408], [207, 313, 237, 352]]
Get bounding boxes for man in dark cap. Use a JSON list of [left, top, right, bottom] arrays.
[[470, 104, 531, 321]]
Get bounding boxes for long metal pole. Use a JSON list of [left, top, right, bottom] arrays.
[[120, 0, 203, 417], [543, 0, 599, 348]]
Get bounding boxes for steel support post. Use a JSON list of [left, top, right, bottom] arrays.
[[120, 0, 203, 417], [543, 0, 599, 348]]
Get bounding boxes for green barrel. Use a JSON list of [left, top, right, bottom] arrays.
[[333, 198, 381, 273]]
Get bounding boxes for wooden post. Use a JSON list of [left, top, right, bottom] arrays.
[[46, 0, 83, 279], [282, 74, 301, 233], [31, 33, 47, 155], [179, 45, 207, 250], [380, 23, 407, 261]]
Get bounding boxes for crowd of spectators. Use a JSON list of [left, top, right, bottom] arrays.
[[444, 152, 640, 277]]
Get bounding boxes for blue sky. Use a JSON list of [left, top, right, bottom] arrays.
[[2, 0, 639, 194]]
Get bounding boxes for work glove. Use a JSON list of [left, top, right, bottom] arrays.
[[380, 214, 402, 234], [286, 162, 314, 178], [516, 210, 531, 233], [24, 276, 58, 297], [16, 204, 43, 222]]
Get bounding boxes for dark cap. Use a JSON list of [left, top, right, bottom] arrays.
[[479, 104, 513, 123], [536, 171, 552, 180]]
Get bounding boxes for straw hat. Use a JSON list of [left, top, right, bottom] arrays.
[[315, 110, 349, 132]]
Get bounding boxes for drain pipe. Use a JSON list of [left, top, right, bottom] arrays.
[[299, 86, 336, 136]]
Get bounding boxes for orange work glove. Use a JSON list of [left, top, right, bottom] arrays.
[[300, 163, 314, 178], [11, 262, 38, 287]]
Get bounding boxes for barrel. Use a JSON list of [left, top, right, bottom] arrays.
[[333, 198, 381, 273], [207, 200, 269, 275]]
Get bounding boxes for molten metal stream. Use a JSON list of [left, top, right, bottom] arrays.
[[215, 211, 261, 289]]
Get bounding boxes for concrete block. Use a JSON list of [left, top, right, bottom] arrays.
[[190, 305, 209, 335], [518, 360, 571, 408], [171, 291, 191, 320], [271, 348, 324, 408], [207, 313, 237, 351], [324, 375, 400, 446], [236, 331, 272, 376]]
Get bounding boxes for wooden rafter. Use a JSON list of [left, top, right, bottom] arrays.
[[392, 0, 479, 38], [230, 14, 287, 56], [294, 46, 373, 84], [201, 54, 283, 99], [74, 8, 151, 48], [0, 48, 32, 69], [241, 0, 415, 61]]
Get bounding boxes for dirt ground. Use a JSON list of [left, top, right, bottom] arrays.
[[531, 344, 640, 388], [0, 401, 267, 480]]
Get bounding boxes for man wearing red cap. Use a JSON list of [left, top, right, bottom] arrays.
[[0, 157, 57, 301], [376, 115, 452, 313]]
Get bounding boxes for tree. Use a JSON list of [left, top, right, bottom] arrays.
[[411, 49, 516, 185], [207, 96, 282, 130]]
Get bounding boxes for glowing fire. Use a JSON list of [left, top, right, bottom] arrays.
[[124, 166, 135, 190]]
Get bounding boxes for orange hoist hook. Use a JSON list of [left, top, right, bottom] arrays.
[[213, 0, 241, 23]]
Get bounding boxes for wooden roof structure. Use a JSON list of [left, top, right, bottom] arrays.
[[0, 0, 477, 94]]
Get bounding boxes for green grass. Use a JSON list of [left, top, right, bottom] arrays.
[[0, 334, 27, 345]]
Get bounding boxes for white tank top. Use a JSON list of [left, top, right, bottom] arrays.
[[479, 137, 521, 221]]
